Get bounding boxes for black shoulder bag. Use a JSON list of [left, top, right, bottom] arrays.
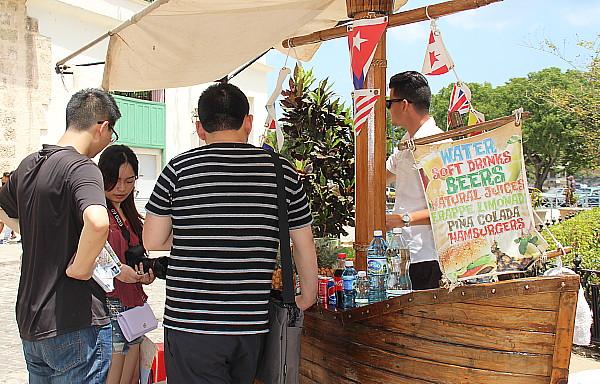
[[256, 151, 304, 384]]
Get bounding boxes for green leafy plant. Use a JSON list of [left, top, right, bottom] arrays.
[[540, 208, 600, 269], [514, 234, 540, 255], [279, 66, 355, 240]]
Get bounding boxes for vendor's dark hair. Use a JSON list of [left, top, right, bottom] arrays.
[[197, 83, 249, 133], [66, 88, 121, 132], [389, 71, 431, 115], [98, 145, 143, 240]]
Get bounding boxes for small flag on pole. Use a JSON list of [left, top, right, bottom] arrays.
[[262, 67, 291, 151], [467, 108, 485, 126], [447, 82, 472, 127], [422, 19, 454, 76], [352, 89, 379, 135], [348, 17, 388, 89], [261, 135, 275, 151]]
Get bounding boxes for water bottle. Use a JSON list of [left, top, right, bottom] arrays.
[[367, 230, 388, 303], [342, 260, 358, 310], [333, 253, 346, 309], [355, 271, 369, 307], [386, 227, 412, 297]]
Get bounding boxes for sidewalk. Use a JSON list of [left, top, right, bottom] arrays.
[[1, 242, 599, 383], [0, 243, 166, 384]]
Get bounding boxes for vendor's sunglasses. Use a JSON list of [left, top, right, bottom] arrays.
[[386, 98, 412, 109]]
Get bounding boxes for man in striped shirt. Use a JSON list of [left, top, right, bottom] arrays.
[[143, 83, 318, 384]]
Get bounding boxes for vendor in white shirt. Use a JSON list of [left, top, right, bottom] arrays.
[[385, 71, 449, 290]]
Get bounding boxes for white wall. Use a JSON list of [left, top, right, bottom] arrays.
[[163, 58, 273, 162], [26, 0, 273, 162], [27, 0, 146, 144]]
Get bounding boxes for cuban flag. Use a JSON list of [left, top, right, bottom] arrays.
[[352, 89, 379, 135], [447, 82, 472, 127], [348, 17, 388, 90], [422, 19, 454, 76]]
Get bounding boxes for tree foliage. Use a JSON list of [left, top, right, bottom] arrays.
[[532, 36, 600, 141], [431, 67, 598, 189], [279, 66, 355, 238]]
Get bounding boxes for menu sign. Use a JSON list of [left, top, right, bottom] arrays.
[[413, 121, 548, 282]]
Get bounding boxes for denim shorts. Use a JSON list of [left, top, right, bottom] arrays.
[[22, 324, 112, 384], [107, 297, 143, 354]]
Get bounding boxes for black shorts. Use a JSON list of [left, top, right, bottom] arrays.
[[409, 260, 442, 290], [164, 328, 266, 384]]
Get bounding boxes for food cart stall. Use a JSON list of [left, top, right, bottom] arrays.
[[58, 1, 578, 382]]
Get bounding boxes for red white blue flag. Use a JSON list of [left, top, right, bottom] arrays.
[[447, 82, 472, 127], [348, 17, 387, 90], [352, 89, 379, 135], [448, 82, 486, 129], [422, 19, 454, 76]]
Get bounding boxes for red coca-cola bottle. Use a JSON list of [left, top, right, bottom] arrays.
[[334, 253, 346, 309]]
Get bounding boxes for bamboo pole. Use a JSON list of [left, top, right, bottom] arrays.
[[283, 0, 502, 49]]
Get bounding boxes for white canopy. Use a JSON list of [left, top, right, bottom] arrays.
[[97, 0, 406, 91]]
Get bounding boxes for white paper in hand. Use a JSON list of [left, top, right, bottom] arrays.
[[92, 242, 122, 292]]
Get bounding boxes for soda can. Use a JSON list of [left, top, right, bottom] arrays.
[[318, 276, 328, 304], [327, 278, 336, 307]]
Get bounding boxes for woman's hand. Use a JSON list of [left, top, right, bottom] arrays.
[[136, 263, 156, 284], [115, 265, 142, 283]]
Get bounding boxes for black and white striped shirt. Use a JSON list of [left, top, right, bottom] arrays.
[[146, 143, 312, 334]]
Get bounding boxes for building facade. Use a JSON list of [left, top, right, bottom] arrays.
[[1, 0, 272, 209]]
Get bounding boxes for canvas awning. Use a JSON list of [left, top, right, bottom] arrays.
[[59, 0, 406, 91]]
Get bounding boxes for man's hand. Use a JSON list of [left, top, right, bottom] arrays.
[[295, 294, 316, 311], [116, 265, 143, 283], [386, 214, 403, 232]]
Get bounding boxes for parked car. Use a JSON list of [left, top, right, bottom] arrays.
[[576, 187, 600, 208]]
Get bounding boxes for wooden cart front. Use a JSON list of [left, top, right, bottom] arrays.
[[300, 275, 578, 384]]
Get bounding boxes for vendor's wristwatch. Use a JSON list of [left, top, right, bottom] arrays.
[[402, 213, 411, 227]]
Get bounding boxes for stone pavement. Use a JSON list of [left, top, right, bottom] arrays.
[[1, 242, 600, 383], [0, 243, 166, 384]]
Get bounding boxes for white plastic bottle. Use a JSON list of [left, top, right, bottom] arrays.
[[367, 230, 388, 303], [387, 227, 412, 297]]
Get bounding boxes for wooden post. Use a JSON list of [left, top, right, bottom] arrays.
[[350, 0, 393, 271]]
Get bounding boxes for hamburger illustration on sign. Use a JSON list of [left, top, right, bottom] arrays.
[[438, 238, 495, 281]]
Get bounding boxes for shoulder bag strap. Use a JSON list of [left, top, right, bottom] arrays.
[[267, 151, 295, 305], [107, 200, 131, 244]]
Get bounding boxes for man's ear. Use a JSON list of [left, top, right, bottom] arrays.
[[97, 121, 110, 140], [196, 121, 207, 141], [243, 115, 253, 136]]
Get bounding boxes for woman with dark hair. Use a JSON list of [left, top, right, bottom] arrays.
[[99, 145, 155, 384]]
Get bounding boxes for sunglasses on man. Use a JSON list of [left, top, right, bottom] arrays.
[[386, 98, 412, 109]]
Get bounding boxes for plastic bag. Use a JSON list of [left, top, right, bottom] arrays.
[[543, 266, 593, 346]]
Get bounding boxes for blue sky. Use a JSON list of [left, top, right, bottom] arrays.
[[266, 0, 599, 105]]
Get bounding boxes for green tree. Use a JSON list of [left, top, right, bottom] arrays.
[[279, 66, 355, 238], [530, 36, 600, 144]]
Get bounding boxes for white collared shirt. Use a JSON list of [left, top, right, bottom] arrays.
[[386, 117, 448, 264]]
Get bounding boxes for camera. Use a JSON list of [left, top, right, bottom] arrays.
[[124, 245, 168, 279]]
